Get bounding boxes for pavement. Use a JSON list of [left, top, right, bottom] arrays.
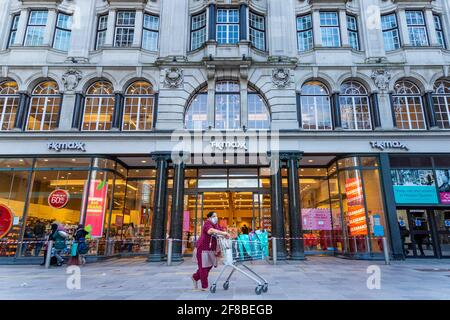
[[0, 256, 450, 300]]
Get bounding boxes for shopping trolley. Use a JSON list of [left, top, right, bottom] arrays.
[[210, 235, 269, 295]]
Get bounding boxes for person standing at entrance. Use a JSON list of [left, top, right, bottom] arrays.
[[191, 211, 229, 291]]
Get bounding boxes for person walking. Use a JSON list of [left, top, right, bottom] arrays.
[[70, 224, 89, 265], [191, 211, 229, 291], [51, 223, 68, 266]]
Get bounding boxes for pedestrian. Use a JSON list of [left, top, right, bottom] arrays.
[[125, 223, 136, 252], [69, 224, 89, 265], [21, 224, 33, 256], [191, 211, 229, 291], [51, 223, 68, 266]]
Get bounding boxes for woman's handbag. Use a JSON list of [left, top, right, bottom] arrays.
[[70, 242, 78, 257]]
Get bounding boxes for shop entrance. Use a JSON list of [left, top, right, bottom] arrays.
[[397, 209, 450, 258]]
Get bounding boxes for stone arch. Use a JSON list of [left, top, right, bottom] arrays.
[[24, 73, 63, 93], [79, 72, 119, 93], [336, 73, 377, 93], [296, 73, 337, 93], [389, 71, 429, 93], [119, 72, 159, 92]]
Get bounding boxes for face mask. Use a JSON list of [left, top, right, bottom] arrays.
[[210, 217, 218, 225]]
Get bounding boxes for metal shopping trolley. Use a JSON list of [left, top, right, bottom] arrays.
[[210, 235, 269, 295]]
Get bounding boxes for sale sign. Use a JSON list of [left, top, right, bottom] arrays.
[[345, 178, 368, 236], [0, 204, 13, 239], [85, 180, 108, 238], [48, 189, 70, 209], [301, 208, 332, 231]]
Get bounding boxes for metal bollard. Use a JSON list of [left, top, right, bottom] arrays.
[[382, 237, 390, 265], [167, 238, 173, 266], [272, 237, 277, 266], [45, 240, 53, 269]]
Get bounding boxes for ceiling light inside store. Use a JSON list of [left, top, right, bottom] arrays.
[[141, 160, 147, 164]]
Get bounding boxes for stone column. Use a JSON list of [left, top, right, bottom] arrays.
[[159, 0, 188, 57], [208, 2, 216, 41], [14, 92, 29, 130], [267, 0, 297, 56], [68, 0, 95, 60], [148, 152, 171, 262], [398, 9, 410, 47], [424, 90, 438, 129], [312, 10, 322, 47], [104, 9, 116, 47], [58, 92, 76, 131], [281, 151, 305, 260], [378, 153, 404, 260], [112, 91, 124, 130], [269, 155, 287, 260], [424, 9, 439, 46], [239, 2, 248, 41], [133, 10, 143, 48], [359, 0, 386, 59], [12, 9, 29, 46], [43, 9, 57, 47], [339, 10, 349, 47], [240, 77, 248, 129], [331, 92, 342, 129], [207, 77, 215, 128], [169, 160, 185, 262]]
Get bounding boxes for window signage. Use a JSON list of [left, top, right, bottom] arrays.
[[436, 170, 450, 204], [48, 189, 70, 209], [0, 204, 13, 239], [301, 208, 332, 231], [391, 169, 439, 204], [370, 141, 408, 151], [85, 179, 108, 238], [47, 142, 86, 152], [345, 178, 368, 236]]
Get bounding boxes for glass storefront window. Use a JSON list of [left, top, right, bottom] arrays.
[[362, 169, 387, 253], [0, 171, 31, 257], [299, 168, 328, 177], [0, 158, 33, 168], [23, 170, 88, 256], [35, 158, 91, 168], [92, 158, 115, 170], [390, 156, 432, 168], [360, 157, 378, 167], [127, 169, 156, 178], [339, 157, 359, 168]]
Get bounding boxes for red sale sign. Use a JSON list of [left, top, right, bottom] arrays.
[[48, 189, 70, 209], [0, 204, 13, 239], [85, 180, 108, 238]]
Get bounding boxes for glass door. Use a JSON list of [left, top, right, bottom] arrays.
[[406, 209, 436, 257], [433, 210, 450, 257]]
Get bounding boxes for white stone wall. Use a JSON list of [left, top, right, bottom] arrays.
[[0, 0, 449, 137]]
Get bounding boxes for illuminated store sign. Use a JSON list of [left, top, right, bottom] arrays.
[[370, 141, 408, 151], [48, 189, 70, 209], [210, 141, 248, 151], [47, 142, 86, 152]]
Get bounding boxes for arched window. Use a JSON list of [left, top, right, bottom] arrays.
[[215, 81, 240, 130], [0, 81, 19, 130], [300, 81, 332, 130], [433, 79, 450, 129], [82, 81, 114, 131], [392, 80, 426, 130], [26, 81, 61, 131], [185, 86, 207, 130], [122, 81, 155, 131], [248, 86, 270, 129], [339, 81, 371, 130]]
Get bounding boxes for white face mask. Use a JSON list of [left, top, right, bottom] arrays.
[[210, 217, 218, 225]]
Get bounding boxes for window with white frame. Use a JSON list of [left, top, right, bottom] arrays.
[[433, 79, 450, 129], [339, 81, 371, 130], [24, 11, 48, 46], [248, 87, 270, 130], [96, 14, 108, 49], [142, 14, 159, 51], [8, 14, 20, 48], [381, 13, 401, 51], [115, 11, 135, 47], [405, 11, 429, 47], [392, 80, 426, 130], [347, 15, 359, 50], [82, 81, 115, 131], [53, 13, 72, 51], [122, 81, 155, 131], [300, 81, 332, 130], [0, 81, 19, 131], [215, 81, 240, 129], [185, 86, 208, 130], [249, 11, 265, 51], [216, 9, 239, 44], [434, 15, 446, 49], [191, 11, 207, 51], [297, 14, 313, 52], [26, 81, 61, 131], [320, 12, 340, 47]]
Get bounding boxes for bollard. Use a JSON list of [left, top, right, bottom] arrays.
[[167, 238, 173, 266], [365, 236, 371, 254], [382, 237, 390, 265], [272, 237, 277, 266], [45, 240, 53, 269]]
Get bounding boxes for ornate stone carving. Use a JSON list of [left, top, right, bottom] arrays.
[[272, 68, 291, 88], [62, 69, 82, 92], [371, 69, 391, 92], [164, 68, 184, 88]]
